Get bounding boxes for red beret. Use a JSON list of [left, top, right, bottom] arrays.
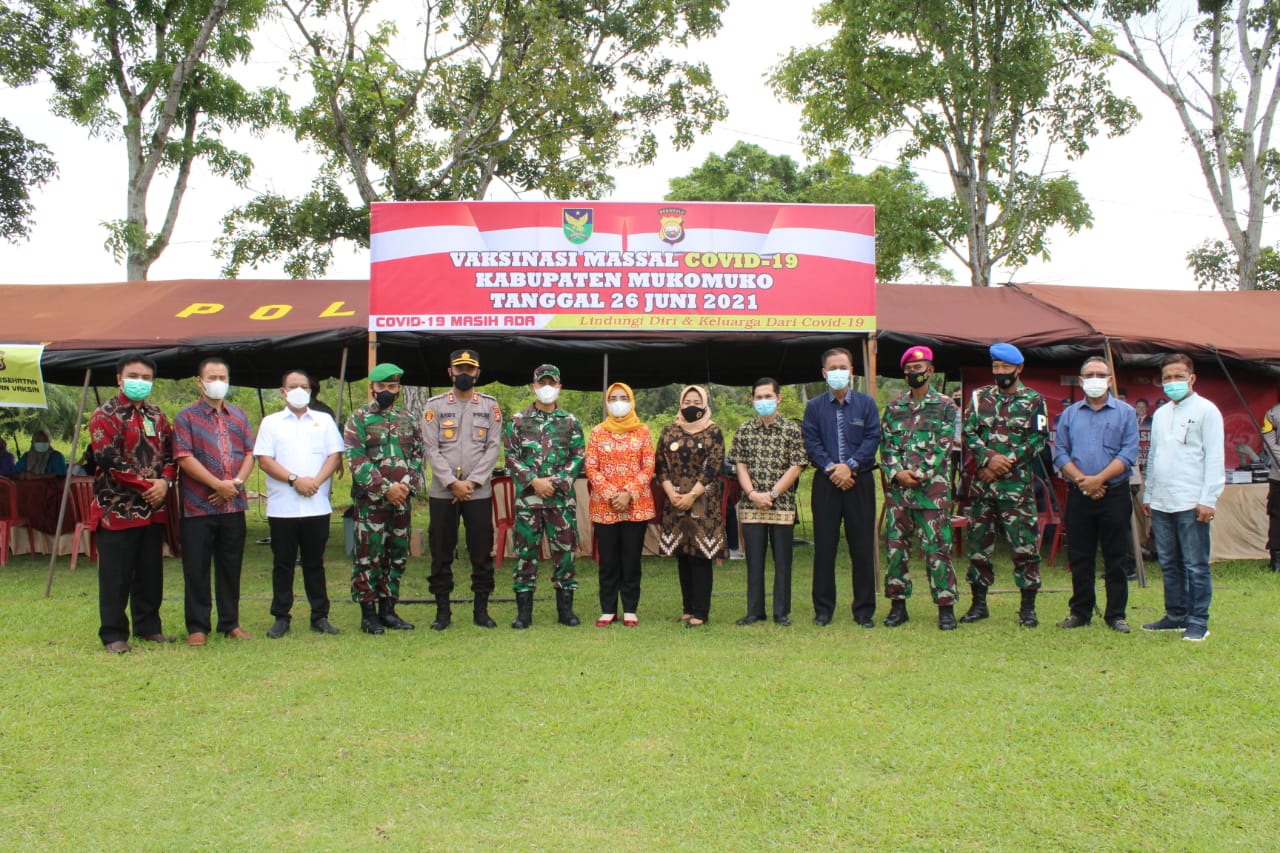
[[900, 346, 934, 368]]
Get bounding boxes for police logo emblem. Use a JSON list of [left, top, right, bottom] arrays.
[[563, 208, 593, 245], [658, 207, 686, 245], [424, 410, 435, 424], [493, 405, 501, 423]]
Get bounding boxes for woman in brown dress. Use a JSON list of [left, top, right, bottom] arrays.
[[654, 385, 726, 626]]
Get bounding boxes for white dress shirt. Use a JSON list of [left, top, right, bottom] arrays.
[[253, 407, 345, 518], [1144, 393, 1225, 512]]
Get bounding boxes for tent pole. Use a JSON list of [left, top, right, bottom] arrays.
[[1104, 338, 1147, 589], [602, 353, 609, 417], [45, 368, 92, 598], [335, 345, 350, 426], [257, 387, 266, 419], [862, 336, 878, 398], [367, 331, 377, 403]]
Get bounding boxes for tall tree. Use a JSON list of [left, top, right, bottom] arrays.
[[217, 0, 727, 277], [0, 1, 62, 241], [1062, 1, 1280, 291], [35, 0, 278, 279], [668, 141, 952, 281], [1186, 237, 1280, 290], [772, 0, 1137, 286]]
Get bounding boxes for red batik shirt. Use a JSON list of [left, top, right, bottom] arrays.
[[89, 392, 177, 530]]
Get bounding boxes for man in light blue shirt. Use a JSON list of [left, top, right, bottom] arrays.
[[1141, 353, 1225, 642], [1052, 356, 1140, 632]]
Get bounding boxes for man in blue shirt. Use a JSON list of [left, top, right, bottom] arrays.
[[802, 347, 882, 627], [1052, 356, 1140, 632]]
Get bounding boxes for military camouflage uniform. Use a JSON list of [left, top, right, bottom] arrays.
[[881, 389, 959, 604], [503, 402, 586, 593], [345, 399, 425, 604], [963, 383, 1048, 589]]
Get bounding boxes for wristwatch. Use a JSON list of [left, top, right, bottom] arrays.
[[769, 488, 779, 499], [288, 474, 298, 487]]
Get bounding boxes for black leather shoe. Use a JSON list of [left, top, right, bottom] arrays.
[[855, 617, 875, 629], [813, 614, 832, 626], [359, 601, 385, 635], [735, 614, 766, 626], [883, 600, 908, 628], [310, 617, 339, 635], [379, 599, 415, 630], [266, 618, 291, 639], [105, 640, 131, 654], [138, 633, 176, 643], [938, 606, 957, 631], [1057, 613, 1090, 628], [1107, 618, 1131, 634], [774, 616, 791, 626]]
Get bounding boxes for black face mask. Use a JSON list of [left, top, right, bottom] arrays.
[[375, 390, 398, 409], [905, 372, 930, 389], [453, 373, 475, 392], [993, 373, 1018, 390], [681, 406, 706, 423]]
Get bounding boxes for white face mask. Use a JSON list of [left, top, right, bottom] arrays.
[[202, 380, 230, 401], [1080, 378, 1110, 399], [825, 368, 851, 391], [607, 400, 632, 418], [33, 441, 50, 453], [285, 387, 311, 409], [535, 385, 561, 405]]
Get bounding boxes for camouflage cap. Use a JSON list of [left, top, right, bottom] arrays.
[[533, 364, 561, 381]]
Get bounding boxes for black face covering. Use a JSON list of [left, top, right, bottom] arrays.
[[453, 373, 475, 392], [993, 372, 1018, 390], [375, 390, 398, 409], [905, 372, 930, 389], [681, 406, 706, 423]]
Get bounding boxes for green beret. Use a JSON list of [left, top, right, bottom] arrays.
[[369, 363, 404, 382]]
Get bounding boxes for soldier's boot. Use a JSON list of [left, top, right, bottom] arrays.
[[1018, 588, 1039, 628], [1270, 550, 1280, 572], [883, 599, 909, 628], [511, 591, 534, 629], [938, 605, 957, 631], [429, 595, 452, 631], [556, 587, 581, 627], [959, 584, 989, 623], [378, 598, 415, 630], [473, 593, 497, 628], [359, 601, 385, 635]]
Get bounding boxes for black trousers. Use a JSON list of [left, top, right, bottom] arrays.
[[268, 514, 332, 624], [677, 553, 714, 621], [97, 524, 165, 645], [595, 520, 646, 614], [181, 513, 247, 634], [427, 496, 495, 597], [1065, 485, 1131, 622], [742, 522, 794, 620], [811, 472, 877, 621], [1268, 479, 1280, 551]]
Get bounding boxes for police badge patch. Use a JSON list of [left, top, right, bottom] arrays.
[[424, 410, 435, 424], [658, 207, 686, 245], [563, 208, 593, 244]]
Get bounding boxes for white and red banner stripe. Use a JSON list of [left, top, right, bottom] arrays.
[[370, 201, 876, 333]]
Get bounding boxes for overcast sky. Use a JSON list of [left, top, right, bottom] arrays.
[[0, 0, 1243, 289]]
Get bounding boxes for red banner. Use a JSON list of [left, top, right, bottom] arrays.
[[369, 201, 876, 333]]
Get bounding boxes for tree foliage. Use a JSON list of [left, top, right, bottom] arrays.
[[28, 0, 280, 279], [772, 0, 1137, 286], [1187, 236, 1280, 290], [1062, 0, 1280, 291], [667, 141, 952, 281], [217, 0, 728, 278]]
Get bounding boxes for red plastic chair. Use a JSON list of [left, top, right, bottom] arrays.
[[68, 477, 99, 570], [490, 474, 516, 570], [0, 477, 36, 566], [1035, 474, 1068, 568]]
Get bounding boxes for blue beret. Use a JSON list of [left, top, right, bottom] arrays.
[[989, 343, 1024, 366]]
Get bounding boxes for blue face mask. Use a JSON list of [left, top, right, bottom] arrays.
[[753, 399, 778, 418], [1163, 380, 1191, 402], [122, 378, 153, 401], [825, 369, 850, 391]]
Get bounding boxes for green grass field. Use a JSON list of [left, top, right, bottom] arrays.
[[2, 511, 1278, 851]]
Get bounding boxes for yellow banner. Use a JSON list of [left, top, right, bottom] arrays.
[[542, 314, 876, 332], [0, 345, 48, 408]]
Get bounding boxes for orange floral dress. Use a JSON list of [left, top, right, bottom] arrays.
[[584, 424, 656, 524]]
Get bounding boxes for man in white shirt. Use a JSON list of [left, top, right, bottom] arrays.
[[254, 369, 346, 638], [1141, 353, 1225, 642]]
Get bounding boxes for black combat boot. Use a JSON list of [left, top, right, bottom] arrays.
[[1271, 550, 1280, 572], [378, 598, 415, 630], [473, 592, 497, 628], [556, 587, 581, 626], [360, 601, 385, 635], [938, 605, 957, 631], [883, 599, 909, 628], [511, 591, 534, 629], [1018, 588, 1039, 627], [429, 595, 452, 631], [959, 584, 989, 623]]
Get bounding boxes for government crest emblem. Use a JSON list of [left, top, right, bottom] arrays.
[[563, 208, 593, 244], [658, 207, 686, 245]]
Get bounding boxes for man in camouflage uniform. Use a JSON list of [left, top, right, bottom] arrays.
[[961, 342, 1048, 627], [880, 345, 961, 631], [345, 363, 426, 635], [503, 364, 586, 629]]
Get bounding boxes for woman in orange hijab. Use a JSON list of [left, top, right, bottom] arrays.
[[584, 382, 655, 626], [654, 385, 726, 626]]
